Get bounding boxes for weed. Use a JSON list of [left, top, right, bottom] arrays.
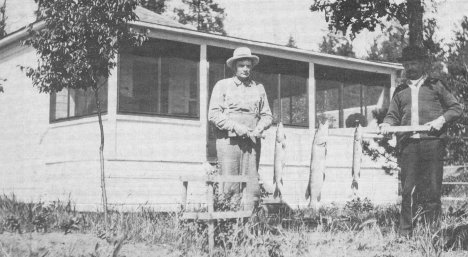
[[3, 194, 468, 256]]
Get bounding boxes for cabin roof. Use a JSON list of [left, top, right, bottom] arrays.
[[134, 6, 194, 30], [0, 7, 402, 72]]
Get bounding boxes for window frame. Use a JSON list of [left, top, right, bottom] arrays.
[[49, 84, 108, 123], [117, 44, 200, 120]]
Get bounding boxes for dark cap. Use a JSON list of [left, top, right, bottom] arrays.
[[397, 45, 428, 62]]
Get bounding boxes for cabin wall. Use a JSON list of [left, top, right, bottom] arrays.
[[0, 43, 49, 202], [0, 34, 401, 211]]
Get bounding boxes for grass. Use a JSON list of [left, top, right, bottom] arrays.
[[1, 194, 468, 256]]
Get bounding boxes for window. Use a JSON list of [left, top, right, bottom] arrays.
[[118, 39, 200, 118], [207, 46, 308, 127], [315, 64, 391, 128], [50, 80, 108, 122]]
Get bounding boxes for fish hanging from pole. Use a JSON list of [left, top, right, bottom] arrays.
[[351, 123, 362, 197], [305, 119, 329, 215], [273, 122, 286, 199]]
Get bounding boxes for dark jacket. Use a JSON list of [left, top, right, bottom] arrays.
[[383, 77, 462, 141]]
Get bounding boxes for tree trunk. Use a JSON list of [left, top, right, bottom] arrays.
[[94, 87, 108, 229], [407, 0, 424, 47]]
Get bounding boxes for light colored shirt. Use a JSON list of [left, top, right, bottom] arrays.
[[408, 75, 426, 138], [208, 76, 273, 132]]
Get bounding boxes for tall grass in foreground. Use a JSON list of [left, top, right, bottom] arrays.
[[1, 194, 468, 256]]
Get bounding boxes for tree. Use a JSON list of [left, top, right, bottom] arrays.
[[310, 0, 431, 47], [286, 35, 298, 48], [367, 24, 407, 62], [443, 16, 468, 165], [0, 0, 6, 39], [367, 18, 441, 72], [21, 0, 148, 228], [319, 30, 356, 57], [141, 0, 168, 14], [175, 0, 226, 35]]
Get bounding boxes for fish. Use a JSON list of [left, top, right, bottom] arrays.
[[351, 124, 362, 196], [305, 119, 329, 215], [273, 122, 286, 199]]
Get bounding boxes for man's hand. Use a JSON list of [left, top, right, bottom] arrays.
[[379, 123, 392, 135], [425, 116, 445, 131], [233, 124, 251, 137]]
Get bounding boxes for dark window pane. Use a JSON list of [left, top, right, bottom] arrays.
[[280, 74, 307, 126], [251, 70, 278, 123], [50, 79, 108, 122], [50, 88, 69, 120], [291, 94, 308, 125], [118, 39, 200, 118], [315, 64, 391, 128], [316, 81, 340, 128]]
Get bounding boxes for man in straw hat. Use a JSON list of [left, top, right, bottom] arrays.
[[208, 47, 273, 208], [380, 45, 462, 237]]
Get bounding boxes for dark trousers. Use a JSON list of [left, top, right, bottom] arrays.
[[216, 137, 261, 205], [398, 139, 445, 236]]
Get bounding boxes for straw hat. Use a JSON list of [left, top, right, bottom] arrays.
[[226, 47, 259, 69]]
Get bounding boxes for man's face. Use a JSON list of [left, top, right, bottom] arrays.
[[235, 59, 252, 81], [402, 60, 425, 80]]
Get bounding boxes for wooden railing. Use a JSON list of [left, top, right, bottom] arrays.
[[179, 175, 257, 256]]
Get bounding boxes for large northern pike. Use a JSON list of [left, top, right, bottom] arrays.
[[305, 119, 329, 214], [273, 122, 286, 199], [351, 124, 362, 196]]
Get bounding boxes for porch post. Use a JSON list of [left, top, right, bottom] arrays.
[[106, 54, 118, 159], [390, 71, 397, 97], [199, 45, 209, 160], [308, 62, 316, 131]]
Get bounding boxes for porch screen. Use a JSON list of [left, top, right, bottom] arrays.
[[118, 39, 200, 118], [315, 64, 391, 128], [50, 79, 108, 122]]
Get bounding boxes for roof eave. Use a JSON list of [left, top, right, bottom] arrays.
[[0, 21, 46, 49], [130, 20, 403, 72]]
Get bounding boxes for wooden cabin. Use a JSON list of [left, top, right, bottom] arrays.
[[0, 7, 402, 211]]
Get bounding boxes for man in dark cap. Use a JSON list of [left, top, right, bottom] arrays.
[[380, 45, 462, 237], [208, 47, 273, 209]]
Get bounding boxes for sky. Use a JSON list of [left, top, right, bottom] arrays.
[[4, 0, 468, 58]]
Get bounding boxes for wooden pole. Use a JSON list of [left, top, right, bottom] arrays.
[[363, 125, 431, 134], [338, 83, 344, 128], [207, 182, 214, 257], [181, 181, 188, 210]]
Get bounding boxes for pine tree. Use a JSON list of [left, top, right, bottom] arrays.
[[286, 35, 298, 48], [319, 31, 356, 57], [175, 0, 226, 35], [141, 0, 168, 14]]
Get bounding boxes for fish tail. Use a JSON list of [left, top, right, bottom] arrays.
[[273, 186, 282, 199]]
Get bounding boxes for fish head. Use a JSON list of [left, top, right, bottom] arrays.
[[276, 122, 285, 143], [354, 124, 362, 141]]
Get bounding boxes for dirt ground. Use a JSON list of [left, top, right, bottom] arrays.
[[0, 232, 182, 257]]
